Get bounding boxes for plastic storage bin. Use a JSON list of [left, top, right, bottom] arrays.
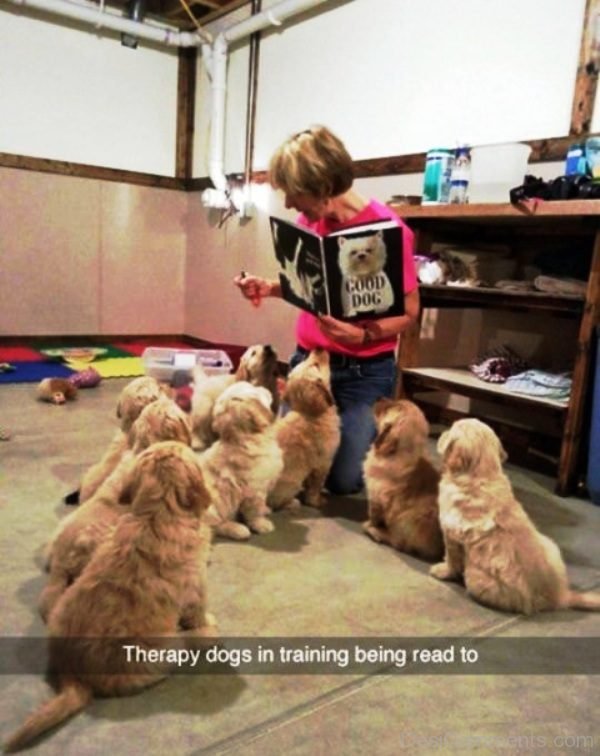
[[469, 142, 532, 203], [142, 347, 233, 383], [587, 328, 600, 505]]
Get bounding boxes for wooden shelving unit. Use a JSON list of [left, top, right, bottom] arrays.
[[389, 200, 600, 495]]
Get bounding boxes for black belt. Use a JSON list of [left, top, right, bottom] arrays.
[[296, 346, 395, 369]]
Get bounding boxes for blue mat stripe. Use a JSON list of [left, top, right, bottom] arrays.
[[0, 361, 76, 384]]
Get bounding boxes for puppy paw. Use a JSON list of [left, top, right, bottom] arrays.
[[430, 562, 456, 581], [249, 517, 274, 535], [362, 521, 384, 543], [217, 522, 251, 540], [304, 494, 324, 509]]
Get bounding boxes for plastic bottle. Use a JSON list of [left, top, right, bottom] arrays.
[[449, 145, 471, 204], [565, 142, 587, 176], [422, 148, 454, 204]]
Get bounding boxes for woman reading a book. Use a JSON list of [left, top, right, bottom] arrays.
[[234, 125, 419, 495]]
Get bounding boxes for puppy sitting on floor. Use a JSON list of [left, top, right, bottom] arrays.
[[362, 398, 443, 561], [199, 381, 283, 540], [268, 348, 340, 510], [190, 343, 279, 451], [4, 441, 216, 754], [40, 396, 193, 621], [75, 375, 166, 503], [431, 418, 600, 614]]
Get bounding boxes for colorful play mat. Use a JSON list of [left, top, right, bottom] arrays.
[[0, 339, 247, 384]]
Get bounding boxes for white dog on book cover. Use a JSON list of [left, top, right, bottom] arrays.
[[338, 231, 395, 317]]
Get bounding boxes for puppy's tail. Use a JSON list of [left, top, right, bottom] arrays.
[[3, 678, 91, 752], [565, 590, 600, 611]]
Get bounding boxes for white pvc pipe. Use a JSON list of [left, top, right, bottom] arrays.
[[205, 0, 332, 198], [223, 0, 332, 44], [7, 0, 212, 46], [207, 34, 229, 193]]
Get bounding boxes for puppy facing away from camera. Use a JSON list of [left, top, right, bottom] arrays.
[[268, 349, 340, 510], [199, 381, 283, 540], [36, 378, 78, 405], [190, 343, 279, 451], [431, 418, 600, 614], [4, 441, 216, 754], [362, 398, 443, 561], [40, 396, 193, 622], [77, 375, 165, 503]]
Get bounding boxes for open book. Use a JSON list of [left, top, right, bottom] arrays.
[[269, 216, 405, 320]]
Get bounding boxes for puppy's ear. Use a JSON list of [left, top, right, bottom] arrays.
[[437, 429, 451, 456], [373, 397, 395, 421], [236, 362, 251, 382], [439, 434, 474, 475], [374, 424, 397, 456]]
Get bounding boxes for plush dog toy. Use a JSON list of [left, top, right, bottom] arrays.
[[36, 378, 78, 405]]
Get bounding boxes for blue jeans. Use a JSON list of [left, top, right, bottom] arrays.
[[289, 349, 396, 495]]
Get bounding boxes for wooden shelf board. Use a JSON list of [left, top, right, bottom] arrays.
[[419, 284, 585, 313], [402, 367, 570, 412], [390, 200, 600, 220]]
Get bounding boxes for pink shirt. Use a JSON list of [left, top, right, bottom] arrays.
[[295, 199, 417, 357]]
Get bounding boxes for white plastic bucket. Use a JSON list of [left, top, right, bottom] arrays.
[[469, 142, 532, 203]]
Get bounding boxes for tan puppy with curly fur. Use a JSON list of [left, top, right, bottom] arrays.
[[40, 397, 192, 621], [431, 418, 600, 614], [190, 343, 279, 451], [362, 398, 443, 561], [77, 375, 166, 503], [269, 349, 340, 510], [200, 381, 283, 540], [4, 441, 216, 753]]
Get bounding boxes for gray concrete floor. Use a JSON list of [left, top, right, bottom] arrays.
[[1, 378, 600, 755]]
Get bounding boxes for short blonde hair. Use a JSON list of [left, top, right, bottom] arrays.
[[268, 125, 354, 200]]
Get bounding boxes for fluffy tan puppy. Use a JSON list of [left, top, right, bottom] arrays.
[[40, 396, 192, 621], [190, 344, 279, 450], [362, 398, 443, 561], [78, 375, 165, 502], [268, 349, 340, 510], [36, 378, 78, 405], [431, 418, 600, 614], [4, 441, 216, 753], [199, 381, 283, 540]]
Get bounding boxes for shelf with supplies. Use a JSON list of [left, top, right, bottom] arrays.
[[389, 200, 600, 496]]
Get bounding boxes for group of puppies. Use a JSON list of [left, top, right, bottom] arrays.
[[4, 343, 341, 752], [363, 399, 600, 615], [6, 346, 599, 750]]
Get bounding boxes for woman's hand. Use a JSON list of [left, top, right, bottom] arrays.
[[317, 315, 364, 346], [233, 273, 279, 306]]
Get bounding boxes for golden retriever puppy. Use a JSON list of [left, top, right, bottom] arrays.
[[77, 375, 165, 503], [431, 418, 600, 614], [40, 397, 192, 621], [190, 343, 279, 451], [36, 378, 78, 405], [362, 398, 443, 561], [199, 381, 283, 540], [4, 441, 216, 753], [268, 349, 340, 510]]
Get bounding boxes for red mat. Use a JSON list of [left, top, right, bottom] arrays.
[[0, 346, 45, 363]]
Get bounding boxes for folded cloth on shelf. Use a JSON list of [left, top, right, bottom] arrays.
[[533, 276, 587, 297], [494, 280, 536, 293], [470, 345, 529, 384], [504, 370, 572, 402]]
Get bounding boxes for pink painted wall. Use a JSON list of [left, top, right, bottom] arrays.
[[0, 168, 186, 336]]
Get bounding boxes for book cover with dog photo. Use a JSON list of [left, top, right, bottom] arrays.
[[269, 216, 405, 320]]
